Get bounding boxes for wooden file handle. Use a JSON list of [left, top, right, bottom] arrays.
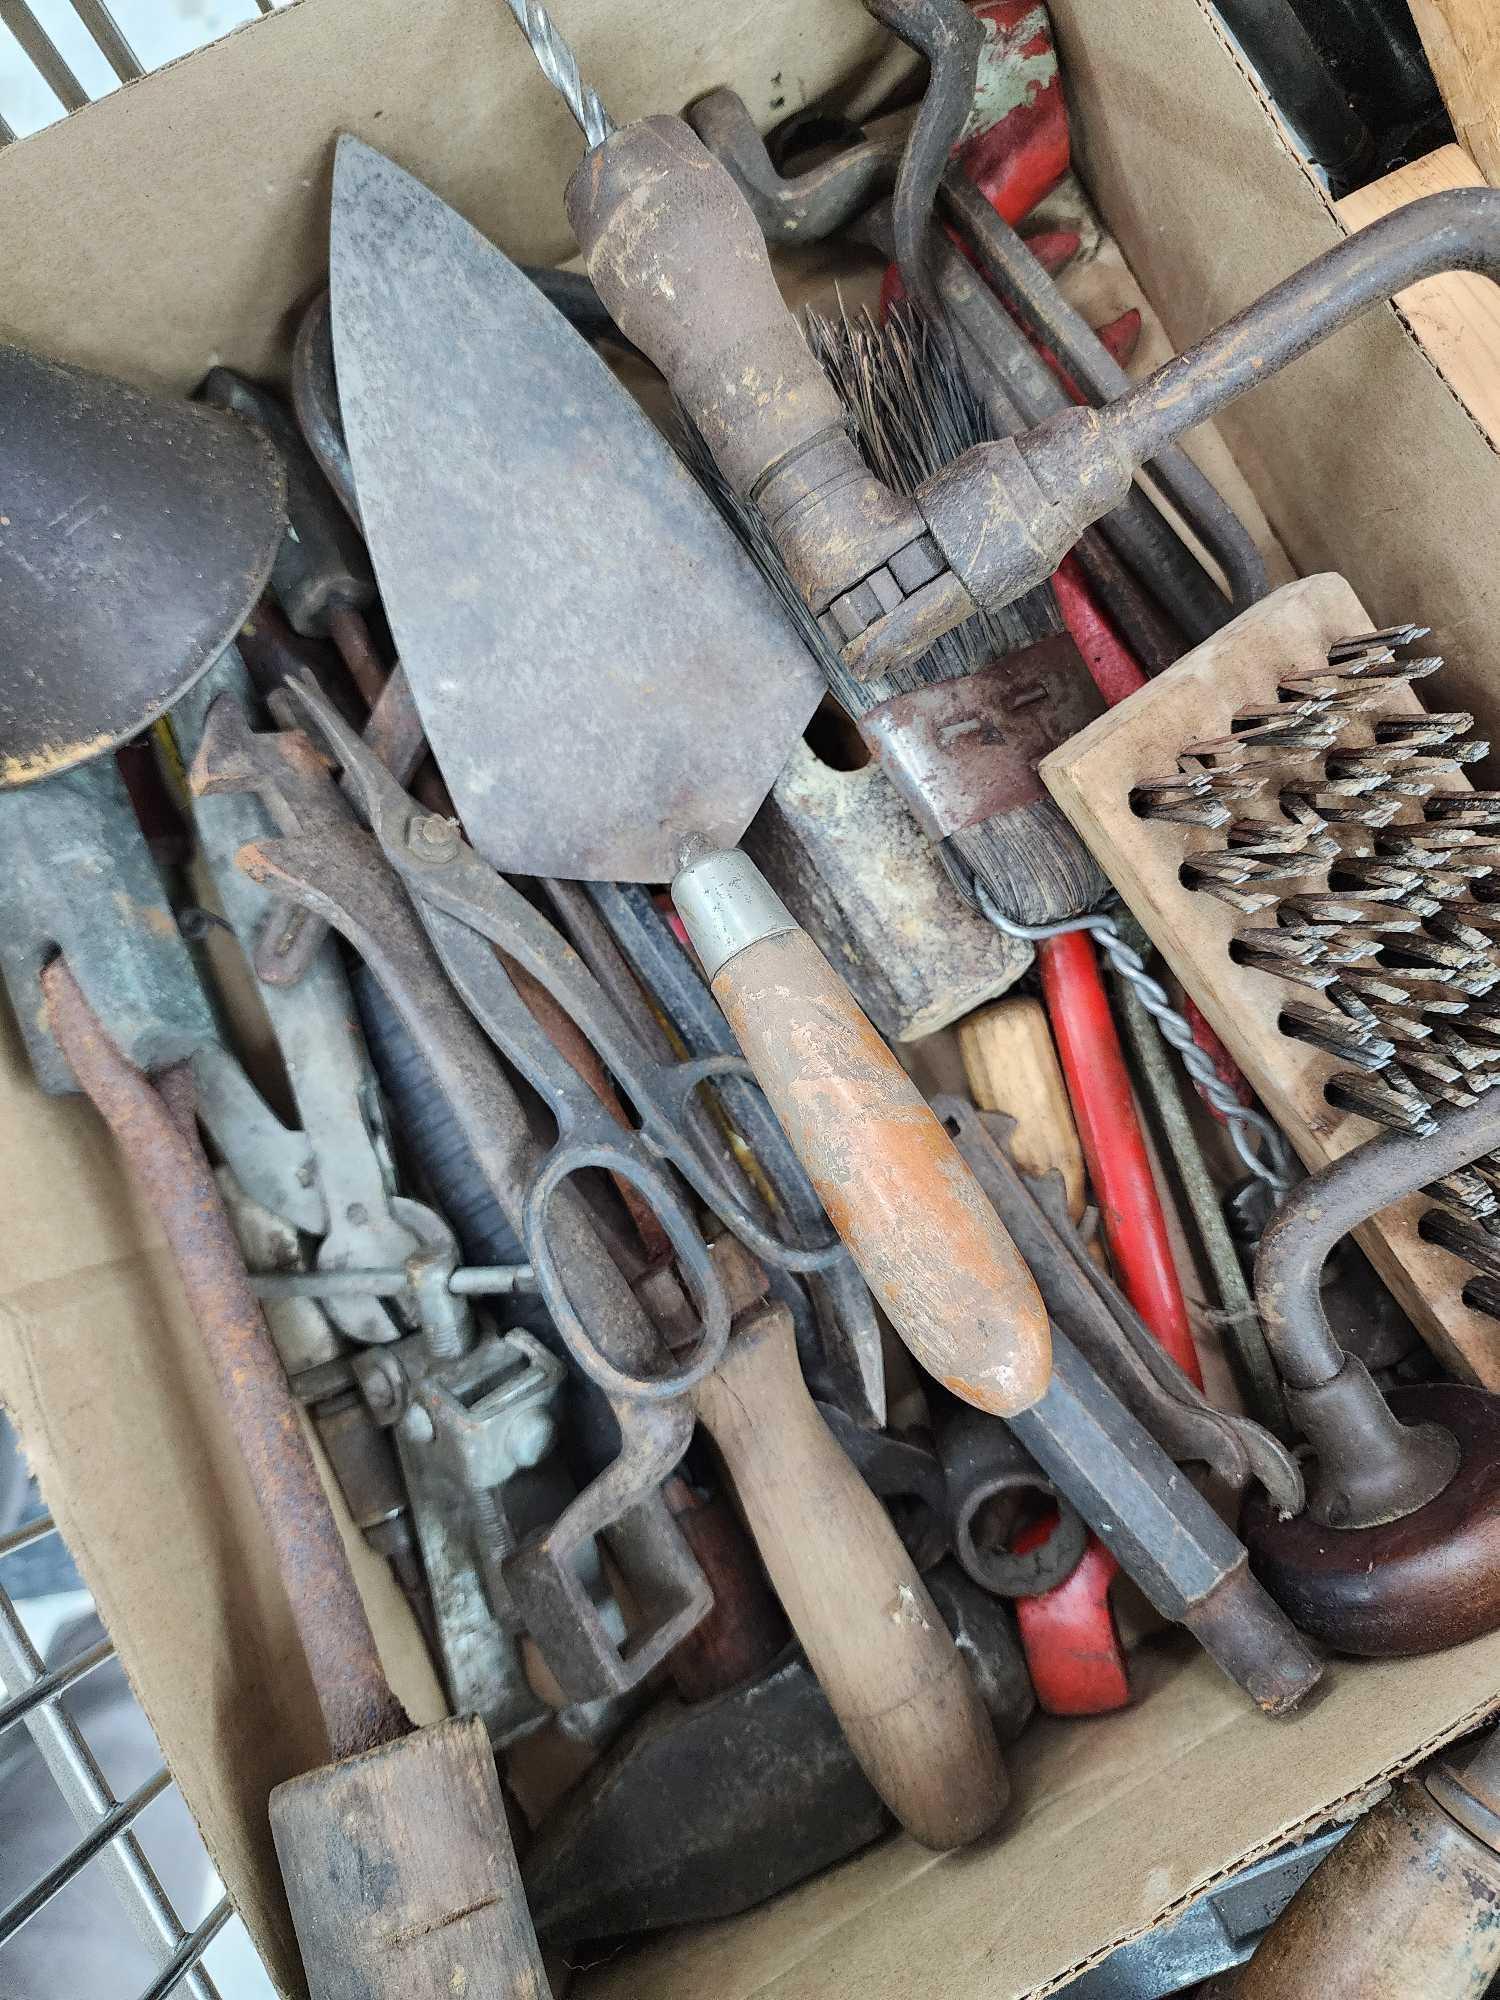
[[709, 925, 1050, 1416], [696, 1304, 1009, 1850]]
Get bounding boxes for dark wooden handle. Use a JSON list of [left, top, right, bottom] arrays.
[[711, 928, 1051, 1416], [696, 1304, 1009, 1851]]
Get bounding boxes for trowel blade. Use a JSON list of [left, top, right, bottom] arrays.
[[329, 138, 822, 882]]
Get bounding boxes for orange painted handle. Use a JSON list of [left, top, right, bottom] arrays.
[[711, 928, 1050, 1415]]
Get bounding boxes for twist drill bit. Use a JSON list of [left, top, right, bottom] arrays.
[[497, 0, 614, 149], [1183, 717, 1340, 763], [1374, 825, 1499, 869], [1322, 862, 1433, 906], [1277, 925, 1388, 969], [1458, 1271, 1500, 1322], [1327, 624, 1430, 660], [1280, 785, 1405, 828], [1426, 792, 1500, 829], [1129, 775, 1231, 827], [1374, 712, 1478, 747], [1279, 891, 1423, 928], [1430, 1027, 1500, 1078], [1324, 751, 1449, 799], [1421, 1208, 1500, 1278], [1324, 1067, 1437, 1135], [1382, 930, 1488, 975], [1426, 1161, 1500, 1220], [1277, 1001, 1395, 1069], [1323, 967, 1436, 1023], [1428, 910, 1500, 953], [1237, 951, 1340, 995]]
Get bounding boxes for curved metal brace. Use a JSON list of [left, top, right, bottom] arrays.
[[864, 0, 985, 336], [684, 86, 904, 243]]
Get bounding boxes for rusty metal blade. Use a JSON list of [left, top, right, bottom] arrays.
[[329, 138, 822, 881]]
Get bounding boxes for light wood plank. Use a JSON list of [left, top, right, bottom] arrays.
[[1406, 4, 1500, 187], [959, 997, 1087, 1223], [270, 1716, 549, 2000], [1335, 145, 1500, 448]]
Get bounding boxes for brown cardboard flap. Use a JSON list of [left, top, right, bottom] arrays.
[[586, 1637, 1500, 1999], [0, 0, 890, 393], [4, 0, 1500, 1995]]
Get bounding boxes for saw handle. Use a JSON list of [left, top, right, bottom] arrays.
[[696, 1304, 1008, 1850], [674, 853, 1050, 1416], [566, 115, 845, 497]]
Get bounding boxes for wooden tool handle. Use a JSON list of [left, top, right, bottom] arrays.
[[696, 1305, 1008, 1850], [271, 1716, 549, 1999], [697, 911, 1050, 1416], [566, 116, 845, 497], [1213, 1776, 1500, 1999], [959, 996, 1087, 1221]]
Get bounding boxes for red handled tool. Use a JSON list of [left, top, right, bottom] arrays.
[[1012, 1515, 1128, 1717]]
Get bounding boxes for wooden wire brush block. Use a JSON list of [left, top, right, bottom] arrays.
[[1041, 572, 1500, 1385]]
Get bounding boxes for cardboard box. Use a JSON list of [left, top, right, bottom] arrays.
[[2, 2, 1500, 1995]]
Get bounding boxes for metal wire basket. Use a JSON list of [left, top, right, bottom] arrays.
[[0, 1417, 272, 1999], [0, 1, 289, 144]]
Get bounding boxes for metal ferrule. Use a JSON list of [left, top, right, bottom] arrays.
[[672, 850, 799, 984]]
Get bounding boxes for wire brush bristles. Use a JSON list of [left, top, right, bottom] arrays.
[[675, 302, 1111, 925]]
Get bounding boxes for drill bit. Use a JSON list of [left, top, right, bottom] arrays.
[[1421, 1208, 1500, 1277], [1279, 784, 1405, 828], [1327, 624, 1430, 660], [1457, 1271, 1500, 1322], [1129, 775, 1232, 827], [1182, 717, 1340, 764], [1277, 1001, 1394, 1069], [1426, 792, 1500, 829], [1278, 890, 1422, 928], [496, 0, 614, 149], [1324, 1067, 1436, 1135], [1425, 1161, 1500, 1220], [1373, 712, 1479, 747]]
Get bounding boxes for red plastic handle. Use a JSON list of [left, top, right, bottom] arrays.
[[1038, 929, 1203, 1386], [1013, 1515, 1128, 1716]]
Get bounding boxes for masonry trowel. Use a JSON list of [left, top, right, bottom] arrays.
[[329, 137, 1049, 1422]]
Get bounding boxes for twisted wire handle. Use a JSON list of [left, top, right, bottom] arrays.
[[975, 886, 1295, 1191], [498, 0, 614, 148]]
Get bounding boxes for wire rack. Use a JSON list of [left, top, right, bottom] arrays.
[[0, 1492, 273, 1998], [0, 6, 295, 1991], [0, 0, 292, 142]]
